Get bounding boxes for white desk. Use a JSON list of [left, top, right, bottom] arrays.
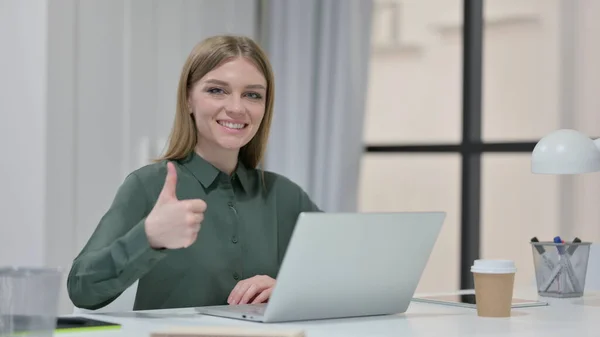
[[63, 289, 600, 337]]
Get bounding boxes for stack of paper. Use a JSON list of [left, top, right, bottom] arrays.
[[150, 326, 305, 337]]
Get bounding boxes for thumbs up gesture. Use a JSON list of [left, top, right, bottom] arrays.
[[144, 162, 207, 249]]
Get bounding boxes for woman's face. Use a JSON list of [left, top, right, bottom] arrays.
[[188, 57, 267, 153]]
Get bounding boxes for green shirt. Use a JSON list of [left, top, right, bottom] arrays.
[[67, 152, 320, 310]]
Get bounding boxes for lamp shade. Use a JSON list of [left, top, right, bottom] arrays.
[[531, 129, 600, 174]]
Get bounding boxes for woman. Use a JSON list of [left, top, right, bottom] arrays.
[[67, 35, 320, 311]]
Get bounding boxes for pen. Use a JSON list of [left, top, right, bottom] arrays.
[[555, 236, 567, 292], [563, 237, 582, 293], [567, 237, 582, 256], [531, 237, 555, 270], [554, 236, 565, 254], [541, 262, 563, 292], [540, 237, 563, 292], [540, 236, 576, 293], [537, 236, 583, 294], [555, 236, 581, 293]]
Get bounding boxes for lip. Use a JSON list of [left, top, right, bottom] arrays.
[[217, 119, 248, 124], [216, 120, 248, 134]]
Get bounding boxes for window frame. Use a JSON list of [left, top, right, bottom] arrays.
[[364, 0, 538, 290]]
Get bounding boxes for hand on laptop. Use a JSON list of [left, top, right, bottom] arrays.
[[227, 275, 275, 305]]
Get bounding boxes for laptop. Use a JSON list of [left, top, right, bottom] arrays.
[[195, 211, 446, 323]]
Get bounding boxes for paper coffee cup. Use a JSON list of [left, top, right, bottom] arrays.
[[471, 260, 516, 318]]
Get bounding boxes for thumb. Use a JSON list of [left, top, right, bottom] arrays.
[[158, 161, 178, 202]]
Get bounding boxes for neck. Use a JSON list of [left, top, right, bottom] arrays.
[[194, 143, 239, 175]]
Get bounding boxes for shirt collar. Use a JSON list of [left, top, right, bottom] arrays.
[[235, 160, 251, 191], [179, 152, 251, 191]]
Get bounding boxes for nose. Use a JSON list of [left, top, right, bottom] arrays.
[[226, 95, 244, 115]]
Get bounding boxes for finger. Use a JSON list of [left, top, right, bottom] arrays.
[[185, 231, 198, 248], [239, 284, 260, 305], [251, 287, 273, 304], [181, 199, 207, 213], [228, 283, 247, 305], [158, 162, 178, 202], [186, 213, 203, 228], [228, 282, 251, 305], [188, 225, 201, 241]]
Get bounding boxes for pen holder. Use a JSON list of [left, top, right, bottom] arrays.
[[530, 241, 591, 298]]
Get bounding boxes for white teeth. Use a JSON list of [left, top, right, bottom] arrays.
[[218, 121, 245, 129]]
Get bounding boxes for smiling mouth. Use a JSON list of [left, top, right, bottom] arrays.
[[217, 120, 248, 130]]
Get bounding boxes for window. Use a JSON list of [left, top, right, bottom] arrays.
[[360, 0, 600, 292], [358, 154, 461, 293], [361, 0, 466, 292]]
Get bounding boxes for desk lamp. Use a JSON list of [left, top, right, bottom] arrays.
[[531, 129, 600, 174], [530, 129, 599, 297]]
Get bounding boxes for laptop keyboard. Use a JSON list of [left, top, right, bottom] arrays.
[[226, 304, 266, 315]]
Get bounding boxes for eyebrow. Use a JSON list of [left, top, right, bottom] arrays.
[[204, 79, 266, 90]]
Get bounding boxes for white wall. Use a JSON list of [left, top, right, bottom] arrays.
[[568, 0, 600, 242], [0, 0, 258, 314], [0, 0, 48, 267], [72, 0, 259, 255]]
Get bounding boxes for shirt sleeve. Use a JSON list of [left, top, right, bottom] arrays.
[[67, 172, 167, 310], [298, 188, 323, 213]]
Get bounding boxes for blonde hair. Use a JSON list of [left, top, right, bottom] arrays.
[[157, 35, 275, 169]]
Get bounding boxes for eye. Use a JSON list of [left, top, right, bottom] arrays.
[[207, 87, 225, 95], [245, 92, 263, 100]]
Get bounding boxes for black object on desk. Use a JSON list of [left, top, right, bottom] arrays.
[[56, 316, 121, 331], [2, 315, 120, 333]]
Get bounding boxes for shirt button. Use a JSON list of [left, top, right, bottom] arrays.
[[231, 235, 238, 244], [233, 272, 240, 281], [228, 202, 237, 214]]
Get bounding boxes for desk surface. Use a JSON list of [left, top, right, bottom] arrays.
[[63, 289, 600, 337]]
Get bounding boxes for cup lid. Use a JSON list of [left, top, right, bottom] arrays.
[[471, 259, 516, 274]]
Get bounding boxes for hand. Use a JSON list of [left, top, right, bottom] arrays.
[[228, 275, 275, 305], [144, 161, 207, 249]]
